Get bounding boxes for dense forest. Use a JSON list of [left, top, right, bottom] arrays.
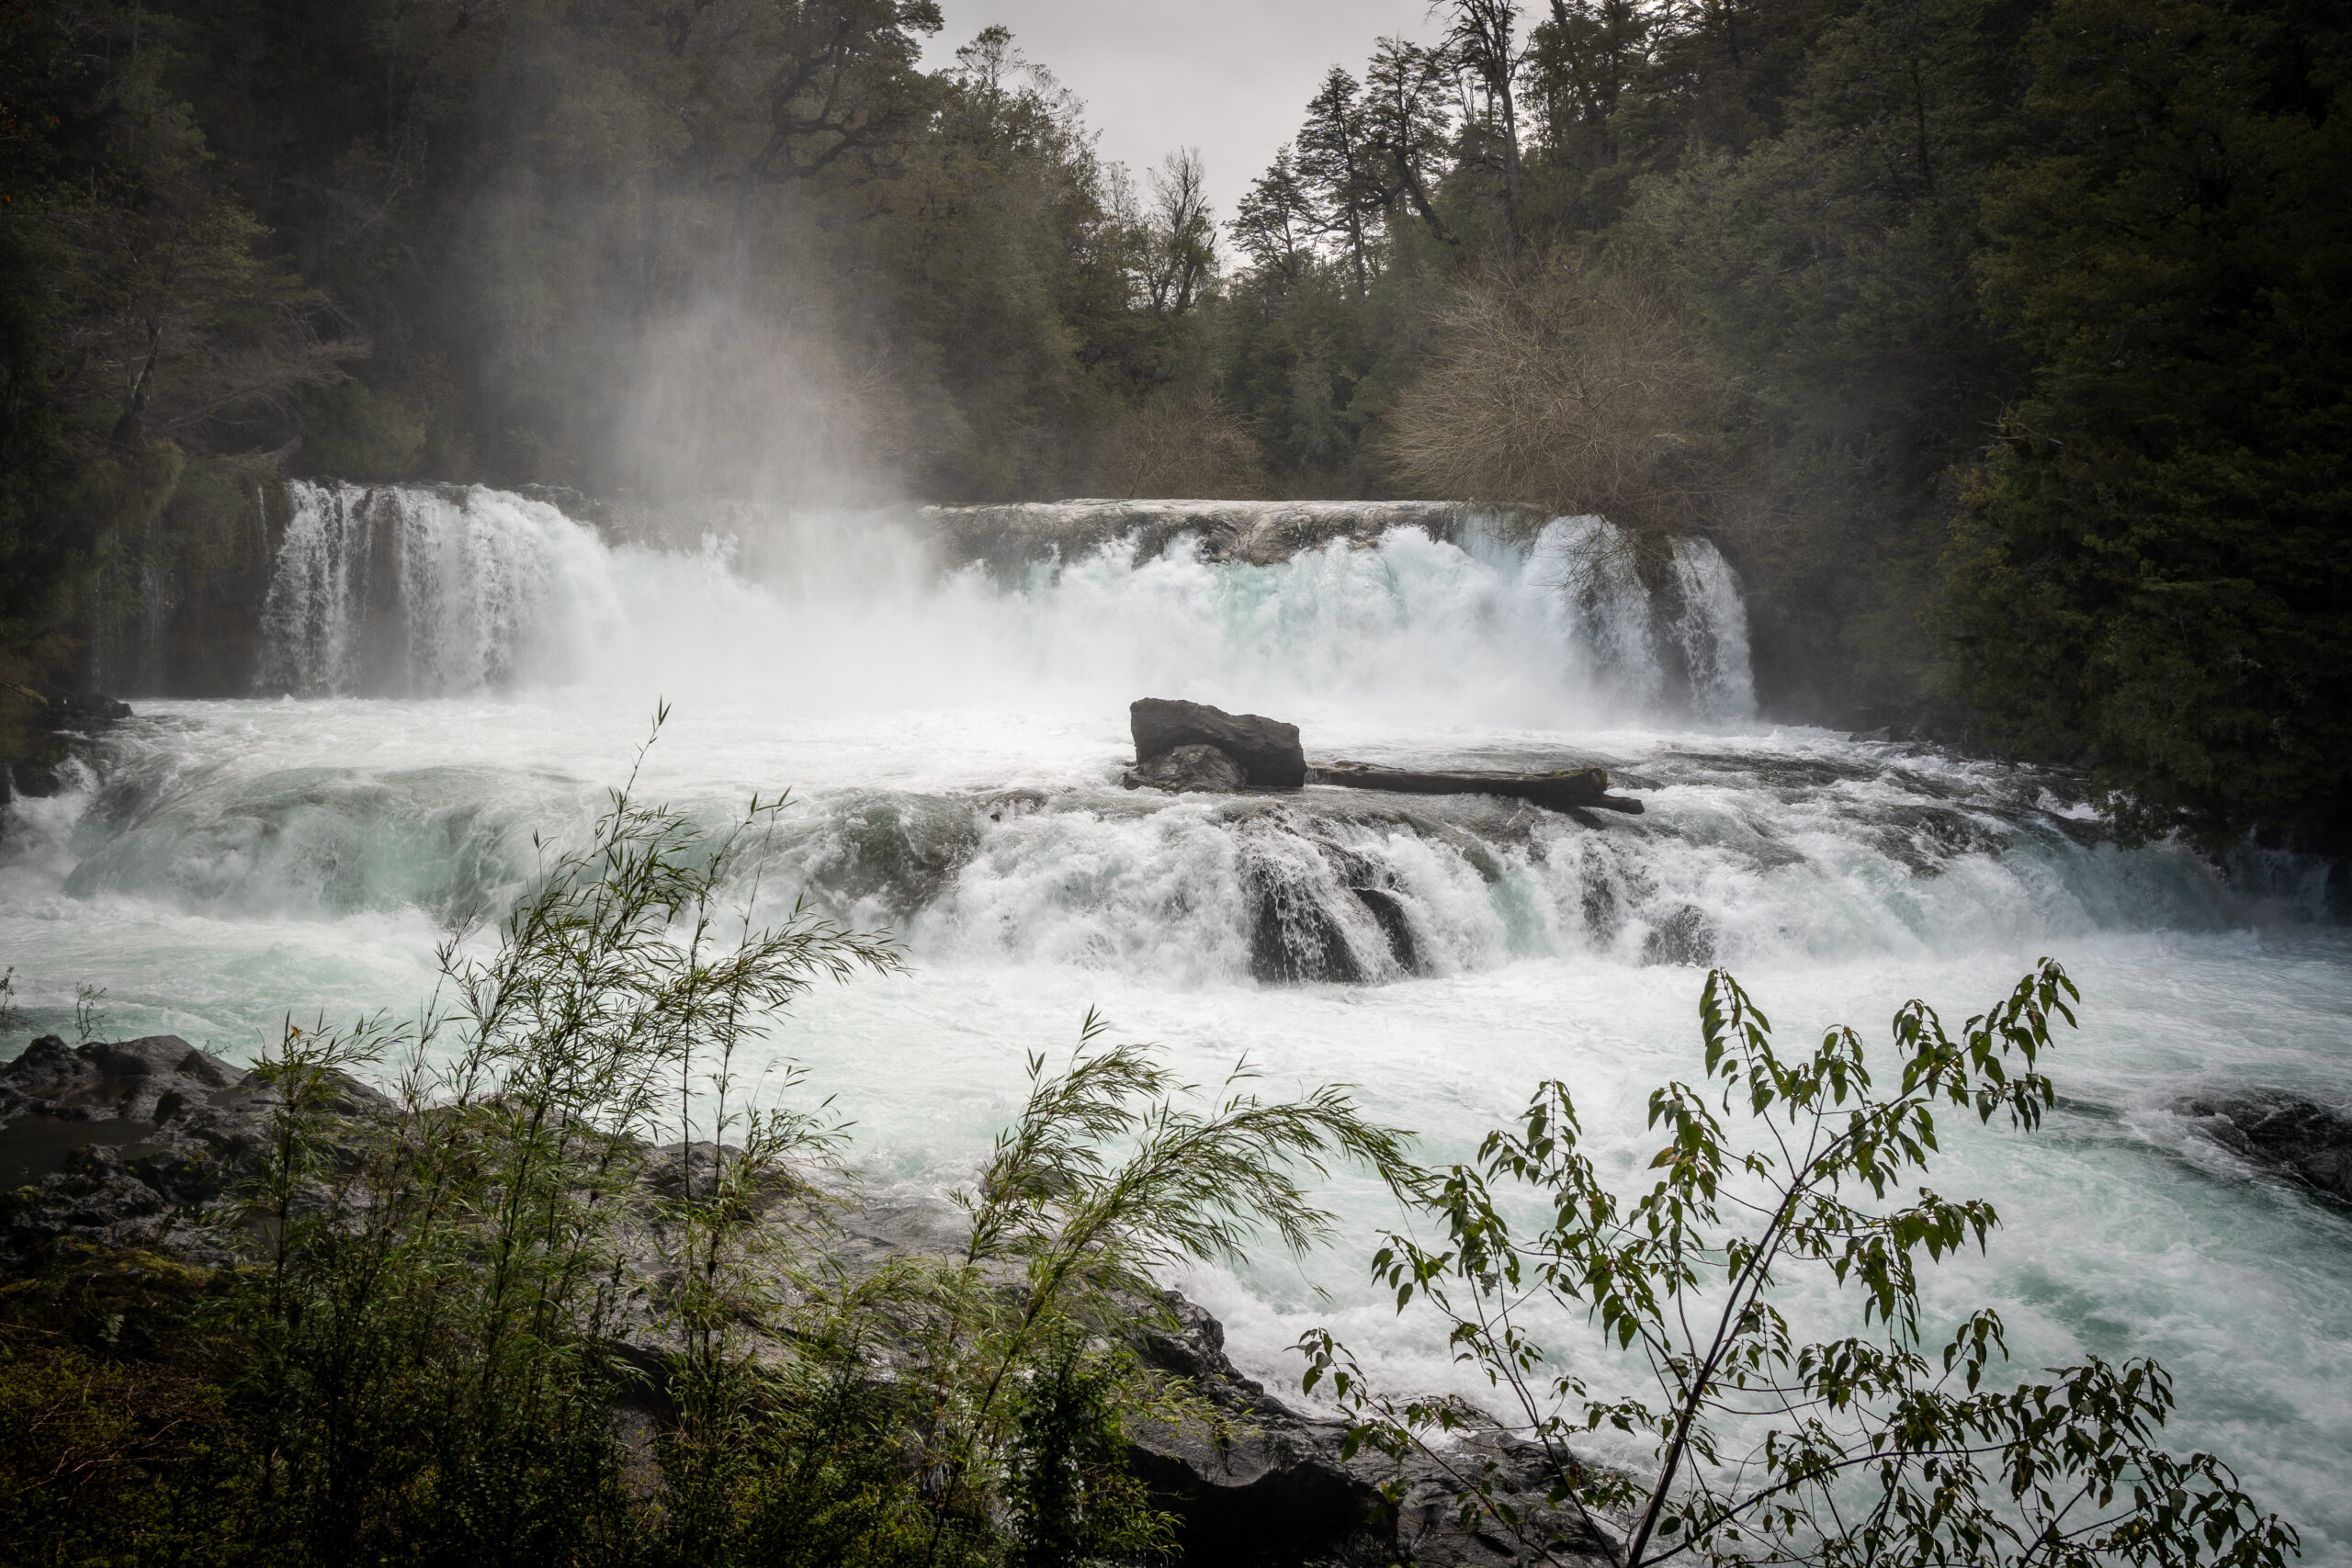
[[1, 0, 2346, 852]]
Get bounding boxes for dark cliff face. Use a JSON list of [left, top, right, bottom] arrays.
[[79, 468, 287, 699]]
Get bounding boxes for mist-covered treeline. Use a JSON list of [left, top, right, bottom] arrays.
[[1, 0, 2346, 851]]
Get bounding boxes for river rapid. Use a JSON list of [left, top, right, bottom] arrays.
[[5, 483, 2348, 1555]]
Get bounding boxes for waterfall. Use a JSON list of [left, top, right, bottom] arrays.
[[1668, 536, 1757, 720], [257, 481, 621, 696], [191, 479, 2326, 961], [20, 493, 2347, 1564], [256, 484, 1760, 722]]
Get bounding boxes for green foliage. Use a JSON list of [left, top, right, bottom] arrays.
[[236, 716, 899, 1563], [0, 0, 1228, 728], [0, 1246, 255, 1565], [896, 1014, 1410, 1564], [0, 0, 355, 756], [1004, 1331, 1173, 1568], [1299, 960, 2299, 1567], [1201, 0, 2351, 839], [1616, 0, 2040, 714], [6, 0, 2345, 836], [0, 3, 95, 752]]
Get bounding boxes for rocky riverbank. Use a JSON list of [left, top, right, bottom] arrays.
[[1, 1034, 1617, 1567]]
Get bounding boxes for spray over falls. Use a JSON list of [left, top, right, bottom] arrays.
[[122, 479, 2191, 986]]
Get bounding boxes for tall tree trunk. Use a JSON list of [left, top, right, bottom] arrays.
[[111, 318, 163, 445]]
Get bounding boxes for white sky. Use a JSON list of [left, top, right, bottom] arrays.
[[922, 1, 1453, 222]]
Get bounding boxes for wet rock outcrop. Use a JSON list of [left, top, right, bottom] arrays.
[[924, 500, 1544, 573], [0, 1034, 387, 1263], [1133, 698, 1308, 788], [1125, 741, 1250, 794], [2175, 1093, 2352, 1202], [1132, 1294, 1618, 1566], [1239, 827, 1424, 985], [0, 691, 131, 809]]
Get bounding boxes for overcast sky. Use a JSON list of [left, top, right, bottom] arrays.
[[921, 1, 1452, 223]]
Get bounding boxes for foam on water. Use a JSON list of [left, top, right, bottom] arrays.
[[6, 484, 2349, 1558]]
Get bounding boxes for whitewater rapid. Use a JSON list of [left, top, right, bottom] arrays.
[[6, 483, 2349, 1557]]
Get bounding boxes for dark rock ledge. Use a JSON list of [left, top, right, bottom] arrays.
[[1129, 697, 1308, 789], [0, 690, 133, 812], [2172, 1092, 2352, 1203], [2, 1034, 1618, 1566]]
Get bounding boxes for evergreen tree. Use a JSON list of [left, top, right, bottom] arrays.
[[1946, 0, 2352, 847], [1231, 146, 1317, 286], [1295, 68, 1383, 298]]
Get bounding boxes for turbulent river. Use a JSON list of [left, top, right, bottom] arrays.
[[6, 482, 2350, 1555]]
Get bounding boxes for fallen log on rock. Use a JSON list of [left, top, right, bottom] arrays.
[[1132, 698, 1306, 788], [1122, 700, 1646, 818], [1309, 761, 1645, 816]]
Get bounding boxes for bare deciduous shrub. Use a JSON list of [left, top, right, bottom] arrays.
[[1101, 391, 1267, 499], [1385, 264, 1734, 533]]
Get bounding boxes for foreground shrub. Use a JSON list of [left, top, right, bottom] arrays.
[[232, 716, 1406, 1566], [0, 1247, 254, 1565], [1302, 960, 2299, 1567]]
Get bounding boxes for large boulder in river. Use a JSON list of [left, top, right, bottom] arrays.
[[1132, 699, 1306, 789], [2174, 1093, 2352, 1202], [1125, 743, 1248, 795]]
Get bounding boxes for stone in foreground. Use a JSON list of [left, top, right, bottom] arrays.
[[1131, 1293, 1619, 1566], [1, 1035, 318, 1262], [1132, 698, 1307, 788]]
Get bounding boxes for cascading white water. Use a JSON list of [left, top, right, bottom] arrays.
[[10, 482, 2352, 1560], [1668, 536, 1757, 719], [253, 486, 1756, 724], [258, 480, 622, 696]]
